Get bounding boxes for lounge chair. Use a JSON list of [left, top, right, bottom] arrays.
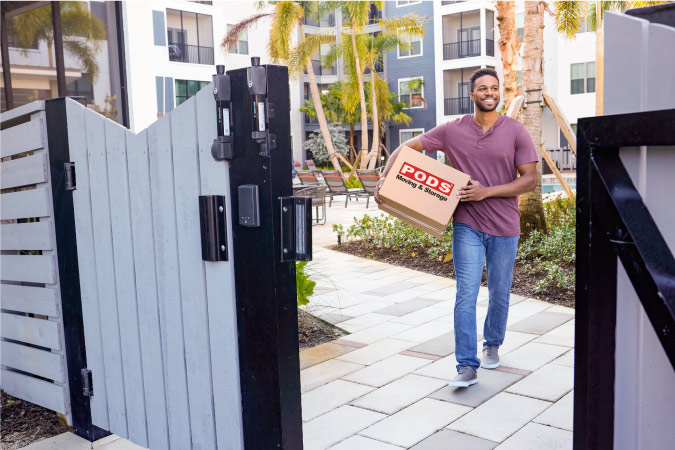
[[297, 171, 321, 186], [356, 170, 380, 208], [306, 159, 319, 174], [322, 171, 366, 207]]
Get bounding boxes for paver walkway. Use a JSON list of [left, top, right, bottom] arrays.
[[24, 201, 575, 449], [298, 247, 575, 449]]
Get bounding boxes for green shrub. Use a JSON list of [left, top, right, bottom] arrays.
[[333, 214, 453, 260], [296, 261, 316, 306], [344, 178, 362, 189]]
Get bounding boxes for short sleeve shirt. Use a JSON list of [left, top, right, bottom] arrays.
[[419, 114, 537, 236]]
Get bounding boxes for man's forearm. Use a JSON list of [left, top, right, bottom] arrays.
[[485, 176, 536, 198], [381, 137, 425, 179]]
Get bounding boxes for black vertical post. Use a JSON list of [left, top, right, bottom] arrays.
[[45, 98, 109, 442], [574, 119, 617, 450], [228, 64, 303, 449], [1, 5, 14, 111], [113, 1, 129, 128], [51, 2, 66, 97]]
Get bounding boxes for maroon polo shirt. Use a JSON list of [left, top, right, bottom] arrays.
[[419, 114, 537, 237]]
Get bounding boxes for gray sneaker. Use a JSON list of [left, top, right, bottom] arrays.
[[449, 366, 478, 387], [482, 346, 500, 369]]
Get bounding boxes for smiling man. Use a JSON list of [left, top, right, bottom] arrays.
[[375, 68, 538, 387]]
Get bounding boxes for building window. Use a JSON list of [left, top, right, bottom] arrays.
[[226, 24, 248, 54], [571, 62, 595, 94], [399, 77, 424, 108], [397, 1, 421, 6], [175, 79, 209, 105], [398, 31, 422, 58], [166, 9, 214, 65], [516, 13, 524, 41], [66, 74, 94, 104], [400, 129, 424, 143]]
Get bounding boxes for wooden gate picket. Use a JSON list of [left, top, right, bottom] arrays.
[[60, 90, 243, 449]]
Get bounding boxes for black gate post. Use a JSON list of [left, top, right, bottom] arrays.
[[45, 98, 110, 441], [227, 63, 303, 449]]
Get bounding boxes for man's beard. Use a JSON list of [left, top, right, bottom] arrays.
[[474, 97, 499, 112]]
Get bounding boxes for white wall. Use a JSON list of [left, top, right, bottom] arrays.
[[604, 11, 675, 449]]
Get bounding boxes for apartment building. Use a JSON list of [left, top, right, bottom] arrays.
[[122, 1, 273, 133]]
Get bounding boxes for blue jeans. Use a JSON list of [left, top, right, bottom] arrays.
[[452, 224, 519, 371]]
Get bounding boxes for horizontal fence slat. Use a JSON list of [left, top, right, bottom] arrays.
[[0, 153, 48, 189], [0, 118, 44, 157], [0, 255, 56, 283], [1, 341, 65, 382], [0, 101, 44, 124], [0, 187, 51, 220], [0, 284, 59, 316], [0, 221, 54, 251], [0, 369, 66, 414], [1, 313, 61, 349]]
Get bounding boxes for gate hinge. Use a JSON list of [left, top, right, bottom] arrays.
[[81, 368, 93, 397], [65, 162, 76, 191]]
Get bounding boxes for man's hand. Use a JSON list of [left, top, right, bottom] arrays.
[[374, 176, 386, 205], [458, 179, 490, 202]]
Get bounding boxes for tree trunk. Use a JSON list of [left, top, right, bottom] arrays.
[[519, 1, 547, 236], [595, 1, 604, 115], [351, 24, 369, 169], [349, 125, 356, 163], [301, 23, 342, 173], [367, 68, 379, 169], [496, 1, 520, 111]]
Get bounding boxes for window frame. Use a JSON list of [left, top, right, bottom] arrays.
[[397, 30, 423, 59], [398, 77, 425, 110], [396, 1, 422, 7], [226, 24, 249, 55], [571, 62, 596, 95], [399, 128, 425, 144], [175, 79, 209, 105]]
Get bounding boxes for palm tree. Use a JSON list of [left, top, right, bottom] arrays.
[[519, 1, 548, 236], [8, 2, 106, 83], [553, 1, 664, 116], [223, 1, 344, 173], [496, 1, 520, 111]]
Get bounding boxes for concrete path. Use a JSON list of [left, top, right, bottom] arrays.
[[23, 200, 575, 449]]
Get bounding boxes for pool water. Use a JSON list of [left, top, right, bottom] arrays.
[[542, 180, 576, 194]]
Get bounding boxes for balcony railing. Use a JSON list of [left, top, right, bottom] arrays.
[[168, 42, 214, 65], [444, 97, 474, 115], [304, 14, 335, 28], [309, 60, 337, 76], [443, 39, 480, 60]]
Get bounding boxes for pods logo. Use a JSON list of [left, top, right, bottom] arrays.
[[399, 162, 454, 195]]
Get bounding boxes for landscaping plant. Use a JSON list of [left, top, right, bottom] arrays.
[[296, 261, 316, 306]]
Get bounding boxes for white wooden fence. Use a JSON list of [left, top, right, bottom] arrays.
[[0, 101, 72, 418], [65, 86, 243, 449]]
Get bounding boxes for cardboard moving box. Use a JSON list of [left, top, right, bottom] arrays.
[[378, 145, 471, 238]]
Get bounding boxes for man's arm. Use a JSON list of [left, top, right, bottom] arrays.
[[457, 162, 537, 202], [374, 137, 425, 204]]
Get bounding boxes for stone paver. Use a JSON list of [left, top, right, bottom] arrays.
[[336, 321, 414, 345], [392, 321, 450, 343], [494, 422, 573, 449], [328, 435, 404, 449], [376, 299, 442, 316], [534, 390, 574, 431], [446, 392, 551, 443], [336, 338, 414, 366], [341, 300, 396, 317], [300, 342, 358, 370], [302, 379, 375, 422], [534, 320, 575, 347], [303, 405, 386, 450], [429, 368, 524, 408], [408, 332, 455, 358], [390, 307, 449, 326], [343, 354, 432, 387], [411, 430, 498, 450], [320, 312, 354, 325], [364, 281, 423, 296], [339, 313, 395, 332], [351, 374, 448, 415], [301, 359, 364, 393], [551, 349, 574, 367], [500, 342, 569, 372], [508, 311, 574, 335], [360, 398, 472, 448], [506, 364, 574, 402]]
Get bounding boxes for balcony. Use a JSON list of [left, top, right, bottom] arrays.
[[442, 9, 495, 61], [444, 97, 474, 115], [168, 42, 214, 65], [304, 13, 335, 28]]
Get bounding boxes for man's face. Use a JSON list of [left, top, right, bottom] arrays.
[[470, 75, 500, 112]]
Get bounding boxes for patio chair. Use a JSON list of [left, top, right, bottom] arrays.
[[322, 170, 366, 207], [297, 171, 321, 186], [293, 185, 326, 225], [306, 159, 319, 174], [356, 169, 381, 208]]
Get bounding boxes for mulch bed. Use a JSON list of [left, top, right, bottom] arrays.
[[1, 390, 69, 450], [298, 309, 348, 349], [331, 241, 575, 308]]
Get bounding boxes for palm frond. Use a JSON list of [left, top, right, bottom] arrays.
[[379, 14, 427, 37], [554, 1, 589, 40], [288, 31, 334, 77], [221, 12, 272, 52], [64, 39, 100, 83]]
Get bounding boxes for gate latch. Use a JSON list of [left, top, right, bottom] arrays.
[[280, 196, 312, 262], [65, 162, 76, 191]]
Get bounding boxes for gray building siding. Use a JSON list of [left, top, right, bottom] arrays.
[[385, 0, 437, 153]]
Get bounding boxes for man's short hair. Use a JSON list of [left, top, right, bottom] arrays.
[[470, 68, 500, 92]]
